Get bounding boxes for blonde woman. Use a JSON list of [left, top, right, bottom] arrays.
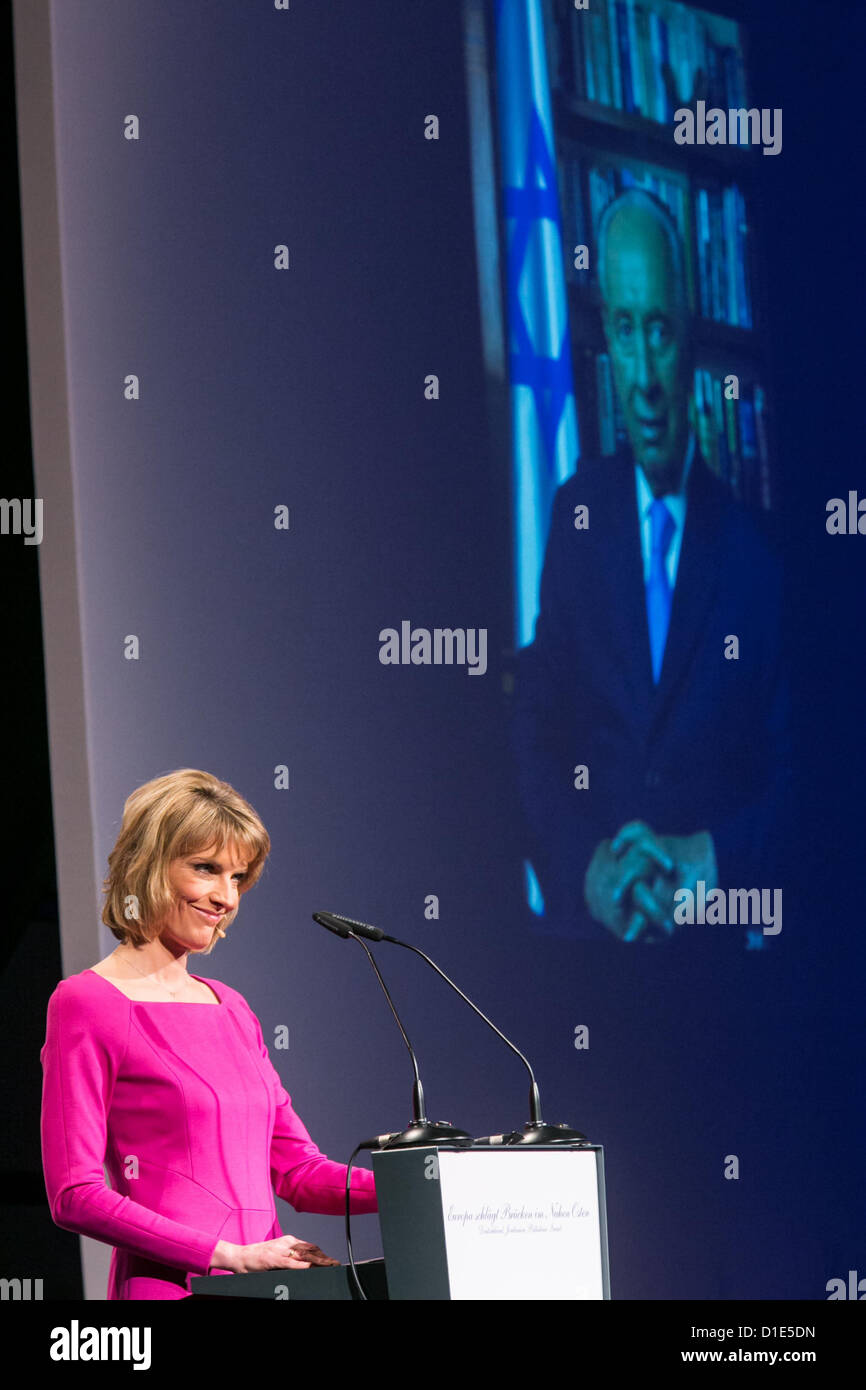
[[40, 769, 377, 1300]]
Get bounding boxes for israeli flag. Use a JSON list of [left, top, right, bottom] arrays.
[[493, 0, 580, 651]]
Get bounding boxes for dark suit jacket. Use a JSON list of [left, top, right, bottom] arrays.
[[509, 447, 790, 939]]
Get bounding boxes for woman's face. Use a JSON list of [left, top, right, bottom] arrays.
[[158, 842, 249, 954]]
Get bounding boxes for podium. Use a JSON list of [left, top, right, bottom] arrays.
[[190, 1141, 609, 1301], [371, 1142, 610, 1300]]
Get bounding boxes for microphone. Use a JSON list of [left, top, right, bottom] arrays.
[[314, 910, 384, 942], [322, 910, 587, 1146], [312, 912, 471, 1149]]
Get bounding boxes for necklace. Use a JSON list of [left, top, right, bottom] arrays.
[[115, 948, 192, 999]]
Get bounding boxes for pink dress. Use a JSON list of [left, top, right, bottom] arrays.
[[40, 969, 377, 1299]]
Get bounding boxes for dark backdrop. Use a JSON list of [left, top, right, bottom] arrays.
[[6, 0, 864, 1299]]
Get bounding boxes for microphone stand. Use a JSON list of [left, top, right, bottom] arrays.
[[314, 914, 470, 1148], [317, 911, 587, 1145], [385, 936, 586, 1146]]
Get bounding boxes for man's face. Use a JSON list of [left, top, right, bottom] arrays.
[[601, 208, 690, 493]]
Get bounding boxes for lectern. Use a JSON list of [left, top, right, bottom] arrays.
[[371, 1142, 610, 1300], [190, 1142, 610, 1301]]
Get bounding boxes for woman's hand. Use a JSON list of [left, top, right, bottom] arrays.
[[209, 1236, 341, 1274]]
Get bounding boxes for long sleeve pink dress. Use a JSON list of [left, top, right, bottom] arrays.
[[40, 969, 377, 1299]]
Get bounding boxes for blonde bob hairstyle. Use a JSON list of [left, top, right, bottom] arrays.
[[102, 769, 270, 953]]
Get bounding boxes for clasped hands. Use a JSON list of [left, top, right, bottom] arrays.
[[584, 821, 717, 942]]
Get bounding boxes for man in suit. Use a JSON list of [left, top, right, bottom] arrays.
[[510, 188, 788, 941]]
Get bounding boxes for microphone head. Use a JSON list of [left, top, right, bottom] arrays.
[[328, 911, 386, 942], [312, 911, 352, 938], [313, 910, 385, 942]]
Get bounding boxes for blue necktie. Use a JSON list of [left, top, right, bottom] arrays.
[[646, 499, 675, 684]]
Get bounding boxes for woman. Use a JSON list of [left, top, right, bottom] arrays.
[[40, 768, 378, 1300]]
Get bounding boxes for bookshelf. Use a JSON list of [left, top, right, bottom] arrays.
[[541, 0, 773, 509]]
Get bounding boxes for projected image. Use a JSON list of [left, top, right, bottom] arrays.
[[470, 0, 788, 942]]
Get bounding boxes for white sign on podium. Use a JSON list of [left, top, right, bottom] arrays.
[[438, 1147, 605, 1299], [371, 1143, 610, 1300]]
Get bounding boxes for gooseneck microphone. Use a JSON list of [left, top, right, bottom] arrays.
[[313, 912, 471, 1149], [314, 910, 587, 1145]]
